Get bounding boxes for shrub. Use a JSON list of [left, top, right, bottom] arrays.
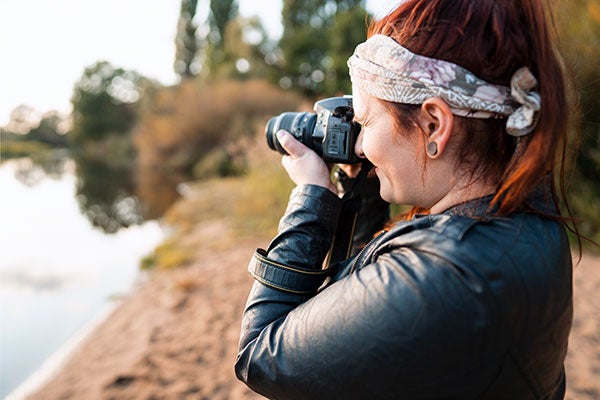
[[132, 79, 303, 174]]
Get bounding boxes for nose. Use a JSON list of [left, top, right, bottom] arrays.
[[354, 129, 366, 159]]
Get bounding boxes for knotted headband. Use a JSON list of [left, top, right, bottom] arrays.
[[347, 34, 541, 137]]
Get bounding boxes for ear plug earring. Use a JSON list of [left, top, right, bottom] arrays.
[[427, 141, 438, 157]]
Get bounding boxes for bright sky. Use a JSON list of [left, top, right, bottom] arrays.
[[0, 0, 395, 127]]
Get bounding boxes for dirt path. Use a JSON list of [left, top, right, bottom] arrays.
[[565, 252, 600, 400]]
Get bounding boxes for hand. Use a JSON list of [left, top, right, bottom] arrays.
[[276, 130, 337, 193]]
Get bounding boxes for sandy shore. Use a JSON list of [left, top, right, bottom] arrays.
[[565, 251, 600, 399], [16, 221, 600, 399]]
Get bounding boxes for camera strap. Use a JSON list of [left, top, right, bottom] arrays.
[[326, 160, 373, 266]]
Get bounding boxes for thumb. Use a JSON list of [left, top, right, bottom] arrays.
[[276, 130, 308, 159]]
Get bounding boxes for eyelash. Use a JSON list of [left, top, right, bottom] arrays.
[[355, 117, 371, 128], [353, 114, 365, 125]]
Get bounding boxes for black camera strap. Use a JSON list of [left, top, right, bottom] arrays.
[[326, 160, 373, 267]]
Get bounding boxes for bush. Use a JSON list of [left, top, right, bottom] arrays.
[[192, 146, 247, 180], [133, 79, 303, 174]]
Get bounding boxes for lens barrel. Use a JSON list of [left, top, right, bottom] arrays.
[[265, 112, 318, 156]]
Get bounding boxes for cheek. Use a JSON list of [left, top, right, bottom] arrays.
[[361, 129, 387, 160], [370, 134, 423, 184], [362, 130, 398, 167]]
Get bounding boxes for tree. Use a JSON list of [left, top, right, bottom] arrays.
[[27, 111, 68, 147], [173, 0, 242, 80], [554, 0, 600, 243], [174, 0, 200, 79], [209, 16, 272, 79], [3, 105, 40, 135], [326, 4, 368, 94], [209, 0, 238, 46], [1, 106, 67, 148], [70, 61, 152, 144], [279, 0, 367, 96], [203, 0, 239, 77]]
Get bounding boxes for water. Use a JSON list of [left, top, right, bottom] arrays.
[[0, 157, 165, 398]]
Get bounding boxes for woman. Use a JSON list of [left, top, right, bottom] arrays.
[[235, 0, 576, 398]]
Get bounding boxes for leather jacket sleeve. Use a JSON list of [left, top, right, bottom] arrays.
[[235, 184, 344, 398], [236, 185, 487, 399]]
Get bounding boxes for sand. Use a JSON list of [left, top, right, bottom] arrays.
[[17, 221, 600, 399]]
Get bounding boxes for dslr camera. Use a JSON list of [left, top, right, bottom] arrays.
[[265, 96, 361, 164]]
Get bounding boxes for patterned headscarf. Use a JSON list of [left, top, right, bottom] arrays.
[[347, 34, 541, 137]]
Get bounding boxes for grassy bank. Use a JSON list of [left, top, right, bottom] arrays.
[[141, 139, 294, 270], [1, 141, 54, 160]]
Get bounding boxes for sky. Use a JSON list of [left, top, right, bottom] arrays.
[[0, 0, 395, 127]]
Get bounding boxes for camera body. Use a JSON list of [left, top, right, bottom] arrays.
[[265, 96, 361, 164]]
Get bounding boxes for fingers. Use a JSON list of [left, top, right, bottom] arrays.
[[275, 130, 337, 193], [276, 130, 307, 159]]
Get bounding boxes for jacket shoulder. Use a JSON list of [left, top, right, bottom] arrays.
[[381, 211, 568, 269]]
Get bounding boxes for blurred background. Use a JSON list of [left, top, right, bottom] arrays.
[[0, 0, 598, 398]]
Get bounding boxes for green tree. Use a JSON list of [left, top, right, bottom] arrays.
[[279, 0, 366, 96], [209, 0, 238, 46], [1, 106, 68, 159], [203, 0, 239, 77], [174, 0, 200, 79], [3, 104, 40, 135], [555, 0, 600, 243], [326, 4, 368, 94], [211, 16, 271, 79], [27, 111, 68, 147], [70, 61, 151, 144]]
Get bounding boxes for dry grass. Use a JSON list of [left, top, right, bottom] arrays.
[[133, 79, 302, 173], [143, 131, 294, 270]]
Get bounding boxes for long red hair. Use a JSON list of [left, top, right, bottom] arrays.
[[368, 0, 574, 220]]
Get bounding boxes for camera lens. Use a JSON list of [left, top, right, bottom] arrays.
[[265, 112, 318, 155]]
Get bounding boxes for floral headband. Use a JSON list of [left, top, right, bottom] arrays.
[[347, 34, 541, 137]]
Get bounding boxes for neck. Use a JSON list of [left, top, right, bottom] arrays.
[[429, 180, 497, 214]]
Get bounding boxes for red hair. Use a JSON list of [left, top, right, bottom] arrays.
[[368, 0, 574, 219]]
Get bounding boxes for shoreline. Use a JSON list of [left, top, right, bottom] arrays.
[[4, 270, 152, 400], [21, 228, 266, 400], [5, 299, 123, 400]]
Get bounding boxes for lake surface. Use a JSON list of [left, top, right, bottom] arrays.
[[0, 156, 165, 399]]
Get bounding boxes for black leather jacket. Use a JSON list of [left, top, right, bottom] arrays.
[[235, 184, 573, 399]]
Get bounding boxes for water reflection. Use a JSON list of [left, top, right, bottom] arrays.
[[73, 154, 144, 233], [0, 155, 168, 398], [11, 150, 70, 187], [134, 165, 187, 220], [1, 269, 68, 292], [10, 150, 185, 233]]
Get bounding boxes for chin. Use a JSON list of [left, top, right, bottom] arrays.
[[376, 180, 392, 203], [378, 189, 396, 204]]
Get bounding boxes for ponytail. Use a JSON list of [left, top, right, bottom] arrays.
[[493, 0, 570, 215]]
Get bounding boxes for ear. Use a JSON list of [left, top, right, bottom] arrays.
[[416, 98, 454, 158]]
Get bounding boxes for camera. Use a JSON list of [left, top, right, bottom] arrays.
[[265, 96, 361, 164]]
